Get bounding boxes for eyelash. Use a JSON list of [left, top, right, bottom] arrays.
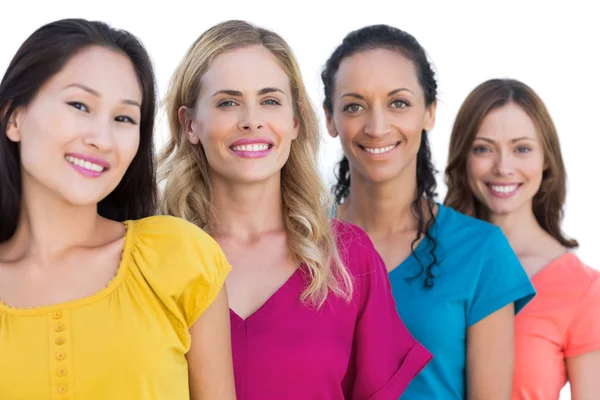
[[67, 101, 137, 125], [472, 146, 533, 154], [217, 99, 282, 108], [342, 99, 409, 113]]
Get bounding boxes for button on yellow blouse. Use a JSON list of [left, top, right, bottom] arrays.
[[0, 216, 231, 399]]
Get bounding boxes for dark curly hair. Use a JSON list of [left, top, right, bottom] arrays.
[[321, 24, 440, 288]]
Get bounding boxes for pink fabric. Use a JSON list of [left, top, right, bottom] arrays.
[[230, 220, 432, 400]]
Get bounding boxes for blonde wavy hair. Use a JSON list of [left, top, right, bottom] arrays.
[[158, 20, 353, 307]]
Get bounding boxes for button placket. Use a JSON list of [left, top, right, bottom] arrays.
[[48, 309, 73, 399]]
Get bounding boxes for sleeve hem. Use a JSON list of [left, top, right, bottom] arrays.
[[362, 342, 432, 400], [184, 262, 232, 328], [467, 282, 535, 328], [565, 342, 600, 358]]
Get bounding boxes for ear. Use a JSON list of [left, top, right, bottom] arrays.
[[291, 116, 300, 140], [178, 106, 199, 145], [3, 103, 23, 143], [424, 100, 437, 132], [324, 106, 338, 138]]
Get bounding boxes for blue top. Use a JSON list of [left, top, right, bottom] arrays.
[[392, 204, 535, 399]]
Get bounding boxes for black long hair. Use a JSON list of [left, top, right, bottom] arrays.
[[322, 24, 439, 288], [0, 19, 157, 243]]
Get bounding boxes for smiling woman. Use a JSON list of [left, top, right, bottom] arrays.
[[445, 78, 600, 400], [322, 25, 536, 400], [159, 19, 432, 400], [0, 18, 235, 399]]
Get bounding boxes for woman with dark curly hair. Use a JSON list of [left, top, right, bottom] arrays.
[[322, 25, 536, 399]]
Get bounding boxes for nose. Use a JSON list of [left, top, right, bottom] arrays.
[[363, 106, 391, 138], [82, 117, 114, 152], [492, 149, 515, 176], [237, 105, 264, 132]]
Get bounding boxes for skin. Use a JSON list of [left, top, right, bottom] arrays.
[[467, 103, 600, 399], [0, 46, 234, 400], [326, 48, 515, 399], [180, 45, 299, 321]]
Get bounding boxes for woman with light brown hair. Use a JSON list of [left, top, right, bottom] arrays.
[[158, 20, 431, 400], [445, 78, 600, 399]]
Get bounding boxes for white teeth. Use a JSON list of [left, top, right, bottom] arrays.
[[489, 184, 519, 193], [231, 144, 270, 152], [363, 143, 398, 154], [65, 155, 105, 172]]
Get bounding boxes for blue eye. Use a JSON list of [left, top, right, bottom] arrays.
[[262, 99, 281, 106], [472, 146, 490, 154], [516, 147, 531, 153], [217, 100, 237, 108]]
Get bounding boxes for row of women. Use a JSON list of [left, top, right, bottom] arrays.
[[0, 17, 598, 400]]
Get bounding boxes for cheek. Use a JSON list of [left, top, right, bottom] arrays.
[[335, 117, 359, 146], [466, 155, 492, 182], [122, 132, 141, 163], [522, 155, 545, 181]]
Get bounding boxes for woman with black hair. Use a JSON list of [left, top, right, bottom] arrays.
[[0, 19, 235, 399], [322, 24, 535, 399]]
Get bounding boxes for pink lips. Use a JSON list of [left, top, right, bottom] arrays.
[[66, 153, 110, 178], [229, 138, 274, 159]]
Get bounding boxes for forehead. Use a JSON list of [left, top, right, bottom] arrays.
[[42, 46, 142, 103], [334, 48, 421, 96], [201, 45, 291, 93], [477, 103, 539, 140]]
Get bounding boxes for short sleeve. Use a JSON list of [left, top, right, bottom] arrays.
[[565, 275, 600, 357], [466, 227, 536, 327], [130, 216, 231, 333], [350, 234, 432, 400]]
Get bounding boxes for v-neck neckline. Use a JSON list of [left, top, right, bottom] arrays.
[[229, 267, 303, 323]]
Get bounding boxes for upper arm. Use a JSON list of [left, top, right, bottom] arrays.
[[187, 286, 236, 400], [567, 350, 600, 400], [466, 303, 514, 400], [565, 274, 600, 400]]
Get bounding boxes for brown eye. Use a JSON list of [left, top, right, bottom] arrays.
[[343, 103, 363, 113]]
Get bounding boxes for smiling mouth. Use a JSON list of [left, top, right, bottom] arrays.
[[486, 183, 522, 196], [360, 142, 400, 155], [230, 143, 273, 152], [65, 155, 107, 173]]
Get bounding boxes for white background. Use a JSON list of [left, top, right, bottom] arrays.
[[2, 2, 598, 398]]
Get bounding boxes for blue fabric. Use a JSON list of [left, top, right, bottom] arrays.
[[392, 204, 535, 399]]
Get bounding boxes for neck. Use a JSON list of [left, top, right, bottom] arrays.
[[209, 172, 284, 240], [489, 202, 541, 255], [6, 176, 102, 264], [340, 162, 420, 235]]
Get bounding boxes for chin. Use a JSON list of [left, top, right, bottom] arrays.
[[483, 199, 524, 217]]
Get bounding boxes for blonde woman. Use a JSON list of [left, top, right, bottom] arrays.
[[159, 20, 431, 400]]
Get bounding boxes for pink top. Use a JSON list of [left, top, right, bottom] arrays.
[[512, 252, 600, 399], [230, 220, 432, 400]]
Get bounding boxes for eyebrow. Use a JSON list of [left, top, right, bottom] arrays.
[[340, 87, 413, 100], [212, 87, 285, 97], [63, 83, 141, 108], [474, 136, 536, 144]]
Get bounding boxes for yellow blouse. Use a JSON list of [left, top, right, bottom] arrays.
[[0, 216, 231, 400]]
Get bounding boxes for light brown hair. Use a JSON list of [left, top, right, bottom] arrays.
[[444, 78, 577, 248], [158, 20, 354, 307]]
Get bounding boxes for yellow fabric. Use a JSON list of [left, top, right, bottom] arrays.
[[0, 215, 231, 400]]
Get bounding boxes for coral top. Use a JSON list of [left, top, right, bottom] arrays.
[[512, 252, 600, 399]]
